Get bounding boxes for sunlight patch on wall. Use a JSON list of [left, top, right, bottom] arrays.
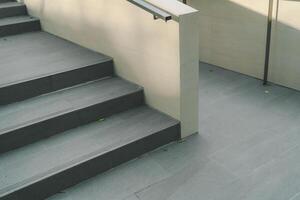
[[229, 0, 268, 16], [276, 1, 300, 31]]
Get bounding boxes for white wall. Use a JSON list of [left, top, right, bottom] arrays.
[[24, 0, 199, 137], [188, 0, 269, 79], [188, 0, 300, 91], [269, 0, 300, 91]]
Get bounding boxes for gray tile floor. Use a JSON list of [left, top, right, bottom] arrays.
[[49, 63, 300, 200]]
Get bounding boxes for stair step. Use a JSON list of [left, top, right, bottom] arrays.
[[0, 0, 15, 3], [0, 106, 180, 200], [0, 32, 113, 105], [0, 77, 144, 154], [0, 2, 27, 19], [0, 15, 40, 37]]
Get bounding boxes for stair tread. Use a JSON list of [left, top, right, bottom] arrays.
[[0, 106, 179, 196], [0, 31, 111, 88], [0, 2, 24, 9], [0, 15, 36, 26], [0, 77, 142, 134]]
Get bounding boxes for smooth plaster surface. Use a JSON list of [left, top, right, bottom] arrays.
[[188, 0, 300, 91], [269, 0, 300, 91]]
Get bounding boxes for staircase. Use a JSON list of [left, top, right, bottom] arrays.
[[0, 1, 180, 199]]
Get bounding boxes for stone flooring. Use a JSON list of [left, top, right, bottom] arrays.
[[49, 63, 300, 200]]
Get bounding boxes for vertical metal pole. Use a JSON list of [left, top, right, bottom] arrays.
[[183, 0, 187, 4], [263, 0, 274, 85]]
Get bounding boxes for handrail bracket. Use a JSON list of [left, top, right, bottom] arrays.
[[127, 0, 172, 22]]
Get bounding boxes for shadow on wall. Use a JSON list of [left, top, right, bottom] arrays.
[[190, 0, 300, 91], [25, 0, 182, 120], [269, 0, 300, 90]]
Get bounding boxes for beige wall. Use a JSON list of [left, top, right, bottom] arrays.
[[269, 0, 300, 91], [24, 0, 199, 137], [188, 0, 300, 91], [188, 0, 269, 79]]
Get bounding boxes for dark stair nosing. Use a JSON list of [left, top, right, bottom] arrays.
[[0, 59, 114, 105], [0, 107, 180, 200], [0, 0, 15, 3], [0, 3, 27, 19], [0, 78, 144, 154], [0, 16, 40, 37]]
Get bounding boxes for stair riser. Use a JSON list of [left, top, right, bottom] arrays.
[[0, 5, 27, 19], [0, 125, 180, 200], [0, 0, 15, 3], [0, 60, 114, 105], [0, 91, 144, 154], [0, 19, 40, 37]]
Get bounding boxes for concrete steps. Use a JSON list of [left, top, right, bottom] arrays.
[[0, 2, 27, 19], [0, 0, 15, 3], [0, 77, 144, 154], [0, 15, 40, 37], [0, 1, 180, 199], [0, 32, 113, 105], [0, 106, 180, 200]]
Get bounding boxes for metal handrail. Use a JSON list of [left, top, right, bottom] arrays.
[[127, 0, 172, 22]]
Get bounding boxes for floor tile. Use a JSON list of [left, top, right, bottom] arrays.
[[48, 63, 300, 200]]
